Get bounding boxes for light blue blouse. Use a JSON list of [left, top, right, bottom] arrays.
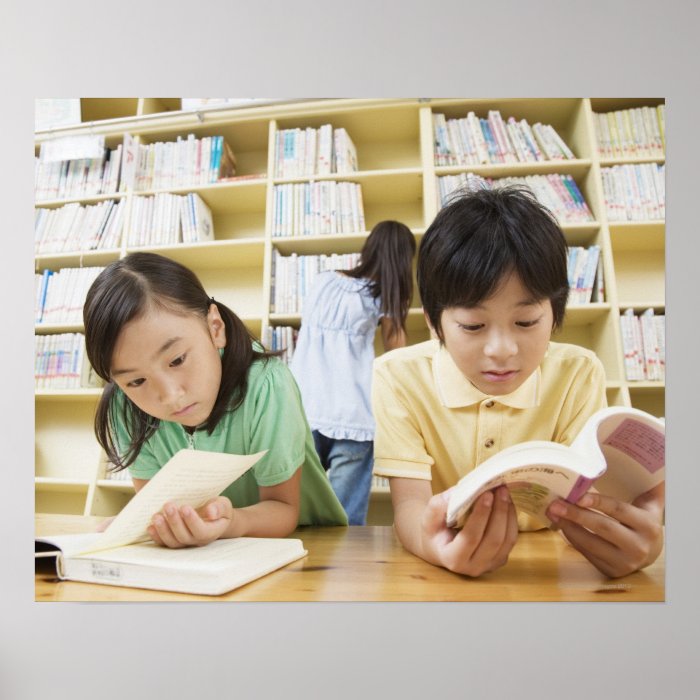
[[290, 271, 382, 442]]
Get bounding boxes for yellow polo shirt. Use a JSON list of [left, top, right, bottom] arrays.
[[372, 340, 607, 530]]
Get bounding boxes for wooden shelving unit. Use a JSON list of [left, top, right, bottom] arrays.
[[34, 97, 665, 522]]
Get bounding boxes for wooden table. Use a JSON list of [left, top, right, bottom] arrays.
[[35, 513, 665, 602]]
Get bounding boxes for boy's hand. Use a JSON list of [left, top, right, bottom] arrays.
[[147, 496, 234, 548], [546, 482, 664, 578], [422, 485, 519, 577]]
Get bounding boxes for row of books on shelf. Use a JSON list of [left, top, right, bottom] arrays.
[[271, 251, 361, 314], [34, 189, 216, 255], [272, 181, 366, 238], [620, 309, 665, 382], [567, 245, 603, 304], [132, 134, 237, 192], [593, 106, 665, 160], [274, 125, 358, 178], [262, 325, 299, 365], [371, 475, 389, 491], [268, 245, 606, 317], [601, 163, 665, 222], [433, 110, 575, 167], [35, 266, 104, 325], [35, 144, 123, 202], [35, 199, 126, 255], [35, 133, 237, 202], [34, 333, 101, 389], [128, 192, 214, 247], [437, 173, 594, 224]]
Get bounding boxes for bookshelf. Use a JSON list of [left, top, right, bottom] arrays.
[[34, 97, 665, 524]]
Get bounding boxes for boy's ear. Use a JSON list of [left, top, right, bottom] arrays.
[[207, 304, 227, 348]]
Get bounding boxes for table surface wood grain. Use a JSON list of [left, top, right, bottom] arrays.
[[35, 513, 665, 602]]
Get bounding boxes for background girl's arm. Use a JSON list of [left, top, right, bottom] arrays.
[[380, 316, 407, 352]]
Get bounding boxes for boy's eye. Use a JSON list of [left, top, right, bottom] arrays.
[[459, 323, 483, 332], [516, 319, 540, 328], [170, 353, 186, 367]]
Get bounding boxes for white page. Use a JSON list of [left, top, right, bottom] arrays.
[[82, 449, 266, 554], [80, 537, 304, 572]]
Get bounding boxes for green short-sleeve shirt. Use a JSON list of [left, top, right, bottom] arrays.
[[114, 356, 347, 526]]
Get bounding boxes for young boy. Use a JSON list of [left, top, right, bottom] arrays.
[[372, 186, 664, 579]]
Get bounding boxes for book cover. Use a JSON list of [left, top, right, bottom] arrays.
[[37, 533, 306, 596]]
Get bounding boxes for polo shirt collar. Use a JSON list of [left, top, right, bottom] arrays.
[[432, 342, 541, 409]]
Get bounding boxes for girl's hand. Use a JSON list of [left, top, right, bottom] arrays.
[[546, 482, 665, 578], [147, 496, 234, 548], [422, 485, 519, 577]]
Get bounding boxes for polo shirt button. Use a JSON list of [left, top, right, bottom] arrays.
[[485, 400, 495, 408], [484, 438, 494, 448]]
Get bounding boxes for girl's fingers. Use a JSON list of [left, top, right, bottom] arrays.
[[160, 503, 195, 544], [149, 513, 183, 548], [197, 496, 232, 522], [180, 505, 218, 542]]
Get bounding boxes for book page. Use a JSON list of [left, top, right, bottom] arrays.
[[80, 537, 305, 572], [36, 532, 104, 558], [603, 419, 664, 474], [596, 415, 665, 501], [81, 449, 266, 554], [446, 441, 598, 528], [571, 406, 665, 502]]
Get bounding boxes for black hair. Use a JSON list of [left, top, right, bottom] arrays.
[[344, 220, 416, 338], [83, 252, 274, 470], [417, 185, 569, 340]]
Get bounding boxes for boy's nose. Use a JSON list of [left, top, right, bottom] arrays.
[[484, 330, 517, 358]]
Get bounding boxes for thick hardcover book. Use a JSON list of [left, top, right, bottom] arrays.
[[36, 449, 307, 595], [446, 406, 665, 529]]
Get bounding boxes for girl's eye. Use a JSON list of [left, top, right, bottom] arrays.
[[459, 323, 483, 332], [126, 378, 145, 388], [170, 353, 186, 367]]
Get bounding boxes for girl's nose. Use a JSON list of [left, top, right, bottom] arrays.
[[156, 377, 185, 405]]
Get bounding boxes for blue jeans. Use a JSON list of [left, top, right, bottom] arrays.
[[312, 431, 373, 525]]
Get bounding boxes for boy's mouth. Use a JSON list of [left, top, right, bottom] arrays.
[[482, 370, 518, 382]]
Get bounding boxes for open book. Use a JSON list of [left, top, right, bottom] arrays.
[[36, 449, 307, 595], [446, 406, 665, 529]]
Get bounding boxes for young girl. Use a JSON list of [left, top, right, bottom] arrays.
[[290, 220, 416, 524], [83, 252, 347, 548], [373, 186, 664, 578]]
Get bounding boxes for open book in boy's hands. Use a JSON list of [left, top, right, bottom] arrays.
[[35, 449, 308, 596], [446, 406, 665, 529]]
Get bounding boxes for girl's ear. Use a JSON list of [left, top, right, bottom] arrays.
[[207, 304, 227, 348]]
